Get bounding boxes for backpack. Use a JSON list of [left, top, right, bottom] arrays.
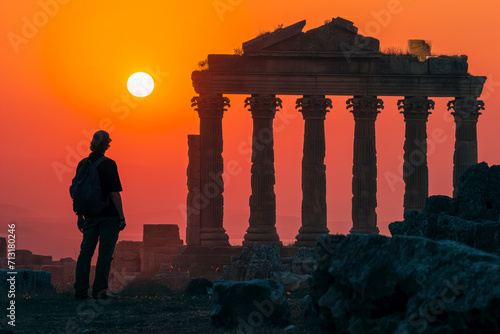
[[70, 156, 109, 216]]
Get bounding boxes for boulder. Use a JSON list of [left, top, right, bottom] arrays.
[[456, 162, 500, 221], [291, 247, 315, 275], [390, 211, 500, 254], [270, 271, 310, 291], [390, 163, 500, 254], [211, 279, 290, 330], [0, 269, 54, 295], [311, 234, 500, 333], [223, 243, 284, 281]]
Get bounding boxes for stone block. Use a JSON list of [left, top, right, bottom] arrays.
[[428, 55, 468, 75], [40, 265, 65, 284], [0, 269, 54, 295], [16, 250, 33, 264], [116, 250, 140, 261], [115, 241, 143, 252], [113, 259, 141, 272], [31, 255, 52, 265], [143, 236, 183, 248], [143, 224, 180, 238], [410, 58, 428, 75], [389, 55, 410, 74], [0, 258, 7, 269], [59, 257, 76, 263], [154, 253, 177, 264], [0, 237, 6, 258]]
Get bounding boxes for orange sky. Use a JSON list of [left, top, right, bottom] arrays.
[[1, 0, 499, 260]]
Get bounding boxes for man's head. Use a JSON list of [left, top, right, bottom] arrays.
[[90, 130, 112, 154]]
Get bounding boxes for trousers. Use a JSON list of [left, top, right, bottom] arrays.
[[74, 216, 120, 297]]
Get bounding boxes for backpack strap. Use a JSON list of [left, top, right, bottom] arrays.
[[93, 156, 109, 168]]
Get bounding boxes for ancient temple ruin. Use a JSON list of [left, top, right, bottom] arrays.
[[187, 17, 487, 247]]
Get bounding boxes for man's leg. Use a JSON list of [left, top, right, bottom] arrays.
[[92, 217, 120, 297], [74, 218, 99, 298]]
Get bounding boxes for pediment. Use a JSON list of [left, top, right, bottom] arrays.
[[242, 17, 379, 53]]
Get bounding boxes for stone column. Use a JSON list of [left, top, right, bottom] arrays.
[[243, 94, 282, 246], [448, 97, 485, 197], [347, 96, 384, 234], [295, 96, 332, 247], [397, 97, 435, 212], [186, 135, 201, 246], [191, 95, 230, 246]]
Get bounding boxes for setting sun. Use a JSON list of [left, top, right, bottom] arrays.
[[127, 72, 154, 97]]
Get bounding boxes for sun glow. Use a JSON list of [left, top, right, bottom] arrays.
[[127, 72, 154, 97]]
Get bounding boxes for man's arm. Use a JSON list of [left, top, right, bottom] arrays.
[[110, 192, 125, 219]]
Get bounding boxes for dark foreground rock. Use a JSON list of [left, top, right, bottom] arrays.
[[390, 162, 500, 254], [311, 234, 500, 333], [223, 243, 284, 281], [0, 269, 54, 296], [211, 279, 290, 330]]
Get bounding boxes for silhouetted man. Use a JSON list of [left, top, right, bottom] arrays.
[[72, 130, 125, 300]]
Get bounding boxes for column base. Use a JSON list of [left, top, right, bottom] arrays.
[[243, 226, 281, 246], [349, 226, 379, 234], [200, 227, 230, 246], [294, 226, 329, 247]]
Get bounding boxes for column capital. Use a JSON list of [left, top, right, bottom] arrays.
[[447, 97, 484, 121], [398, 97, 435, 121], [245, 95, 282, 119], [296, 95, 332, 120], [191, 94, 230, 118], [346, 96, 384, 120]]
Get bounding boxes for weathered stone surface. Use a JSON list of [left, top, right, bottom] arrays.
[[31, 255, 52, 265], [291, 247, 315, 275], [456, 162, 500, 221], [187, 134, 201, 246], [143, 224, 180, 238], [40, 265, 65, 284], [424, 195, 457, 215], [311, 234, 500, 333], [270, 272, 310, 291], [115, 241, 142, 252], [428, 55, 468, 75], [390, 211, 500, 254], [243, 17, 378, 54], [211, 279, 290, 330], [0, 269, 54, 295], [390, 163, 500, 253], [16, 250, 33, 264], [59, 257, 76, 263], [223, 243, 284, 281]]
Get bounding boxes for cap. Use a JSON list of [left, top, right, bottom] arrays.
[[91, 130, 112, 146]]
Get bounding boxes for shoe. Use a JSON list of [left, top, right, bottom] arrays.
[[75, 294, 91, 301], [92, 291, 118, 300]]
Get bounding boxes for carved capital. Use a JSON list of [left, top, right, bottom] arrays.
[[447, 97, 484, 121], [346, 96, 384, 120], [245, 95, 282, 119], [296, 96, 332, 120], [191, 95, 230, 118], [398, 97, 435, 121]]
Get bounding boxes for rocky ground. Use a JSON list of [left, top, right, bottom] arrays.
[[0, 279, 321, 334]]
